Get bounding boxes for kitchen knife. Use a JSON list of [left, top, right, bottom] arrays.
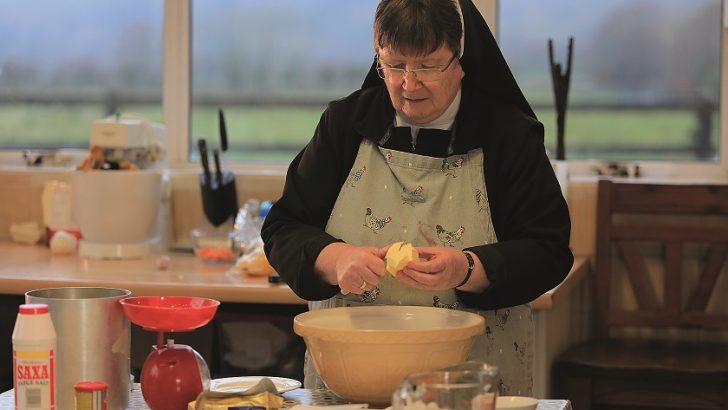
[[198, 138, 211, 187], [213, 148, 223, 188], [218, 109, 228, 152]]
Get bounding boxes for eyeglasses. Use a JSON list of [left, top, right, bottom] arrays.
[[376, 54, 458, 82]]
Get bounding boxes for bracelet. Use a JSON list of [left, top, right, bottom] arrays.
[[456, 251, 474, 289]]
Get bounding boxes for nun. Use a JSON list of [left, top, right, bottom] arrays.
[[262, 0, 573, 395]]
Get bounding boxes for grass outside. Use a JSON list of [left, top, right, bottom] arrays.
[[0, 104, 718, 163]]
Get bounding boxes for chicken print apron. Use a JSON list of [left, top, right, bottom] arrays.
[[305, 138, 534, 397]]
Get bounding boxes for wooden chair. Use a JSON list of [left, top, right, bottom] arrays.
[[552, 179, 728, 409]]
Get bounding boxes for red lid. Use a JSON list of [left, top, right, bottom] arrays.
[[74, 381, 109, 392], [19, 304, 49, 314]]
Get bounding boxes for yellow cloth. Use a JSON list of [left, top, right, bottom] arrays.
[[187, 391, 284, 410], [188, 378, 284, 410]]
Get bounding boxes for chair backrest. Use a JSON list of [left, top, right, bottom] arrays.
[[594, 179, 728, 337]]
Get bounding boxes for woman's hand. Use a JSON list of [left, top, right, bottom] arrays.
[[316, 242, 387, 294], [336, 244, 388, 294], [396, 246, 470, 291]]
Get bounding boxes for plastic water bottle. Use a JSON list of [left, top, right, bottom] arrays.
[[12, 303, 57, 410], [259, 200, 273, 221]]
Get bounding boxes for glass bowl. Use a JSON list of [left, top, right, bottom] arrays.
[[190, 228, 238, 263]]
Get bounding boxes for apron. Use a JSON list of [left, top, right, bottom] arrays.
[[305, 138, 534, 397]]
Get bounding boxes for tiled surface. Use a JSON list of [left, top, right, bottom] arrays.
[[0, 171, 59, 242], [0, 385, 572, 410], [0, 170, 285, 246], [0, 169, 596, 254]]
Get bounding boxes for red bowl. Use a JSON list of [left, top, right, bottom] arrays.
[[119, 296, 220, 332]]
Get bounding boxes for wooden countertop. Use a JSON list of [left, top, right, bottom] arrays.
[[530, 255, 590, 310], [0, 243, 588, 309], [0, 243, 305, 304]]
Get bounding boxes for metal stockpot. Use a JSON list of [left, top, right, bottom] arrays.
[[26, 287, 131, 410]]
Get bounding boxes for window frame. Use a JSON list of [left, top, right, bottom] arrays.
[[1, 0, 726, 180], [477, 0, 728, 180]]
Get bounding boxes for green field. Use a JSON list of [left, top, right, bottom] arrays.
[[0, 104, 719, 163]]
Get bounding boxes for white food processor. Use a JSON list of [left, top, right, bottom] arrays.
[[73, 170, 166, 258], [73, 113, 168, 259]]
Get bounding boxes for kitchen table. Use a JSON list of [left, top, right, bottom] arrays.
[[0, 384, 573, 409]]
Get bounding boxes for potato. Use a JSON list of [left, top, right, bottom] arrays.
[[385, 241, 419, 276]]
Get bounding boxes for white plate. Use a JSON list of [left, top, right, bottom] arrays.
[[210, 376, 302, 393]]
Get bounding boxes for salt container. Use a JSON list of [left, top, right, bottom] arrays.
[[12, 303, 57, 410]]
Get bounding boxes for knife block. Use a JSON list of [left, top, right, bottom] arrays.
[[199, 170, 238, 227]]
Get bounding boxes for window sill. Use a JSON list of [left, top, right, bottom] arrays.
[[1, 153, 725, 183], [554, 159, 728, 183]]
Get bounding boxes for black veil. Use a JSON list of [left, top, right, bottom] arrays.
[[361, 0, 536, 120]]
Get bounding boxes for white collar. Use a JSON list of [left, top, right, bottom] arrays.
[[395, 88, 461, 137]]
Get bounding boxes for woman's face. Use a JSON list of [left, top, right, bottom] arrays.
[[377, 45, 464, 125]]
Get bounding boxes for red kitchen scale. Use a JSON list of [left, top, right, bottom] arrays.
[[120, 296, 220, 410]]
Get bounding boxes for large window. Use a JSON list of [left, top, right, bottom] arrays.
[[498, 0, 722, 162], [0, 1, 163, 150], [190, 0, 378, 163], [1, 1, 726, 174]]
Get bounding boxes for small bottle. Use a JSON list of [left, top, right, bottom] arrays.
[[74, 381, 108, 410], [12, 303, 57, 410]]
